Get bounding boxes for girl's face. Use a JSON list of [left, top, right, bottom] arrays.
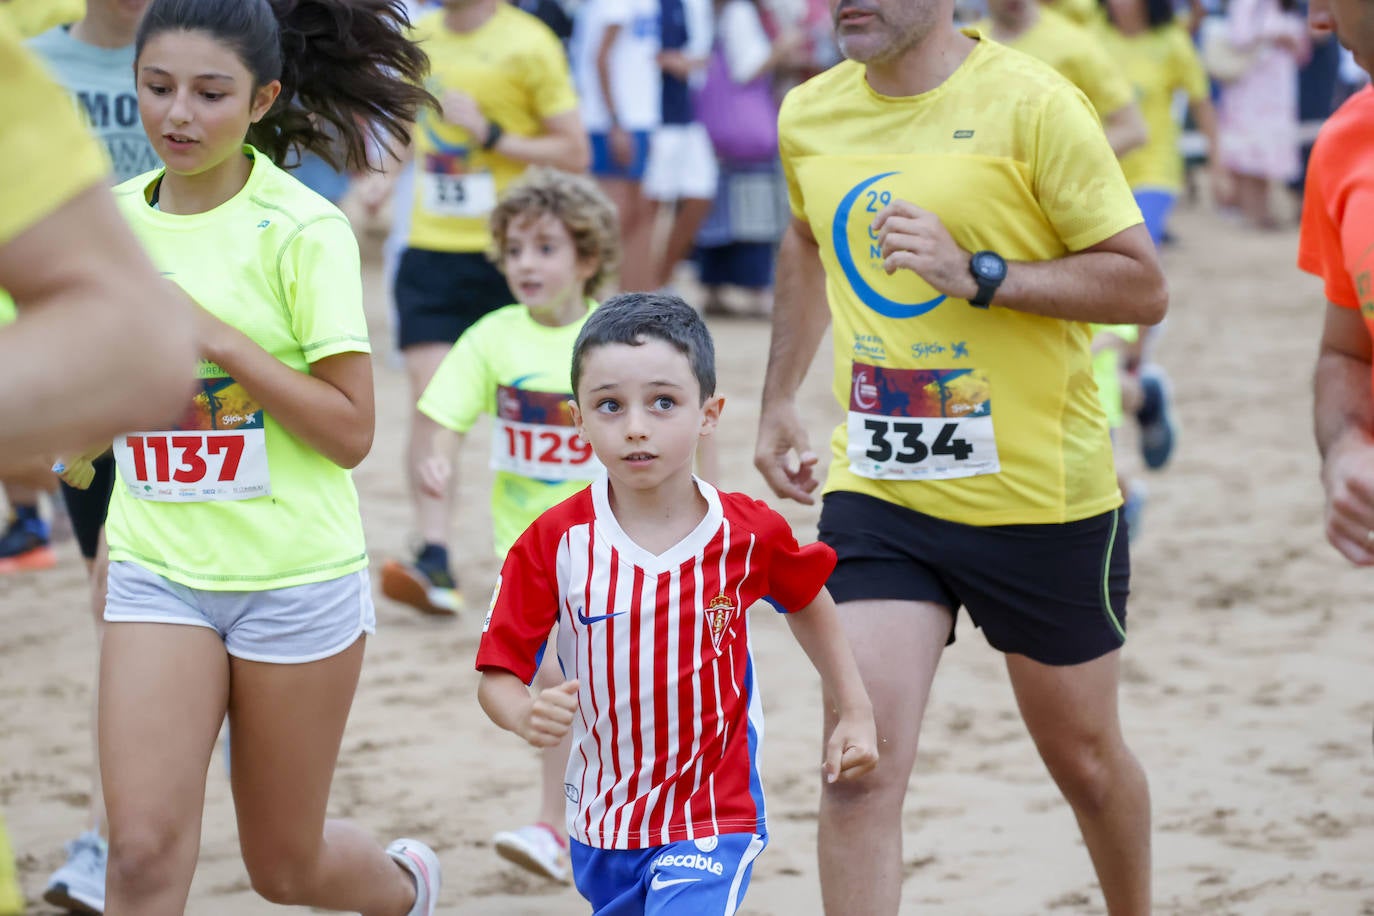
[[136, 29, 280, 177]]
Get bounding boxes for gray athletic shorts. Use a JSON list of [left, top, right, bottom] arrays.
[[105, 561, 377, 664]]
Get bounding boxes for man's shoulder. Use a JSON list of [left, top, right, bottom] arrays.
[[780, 60, 866, 126]]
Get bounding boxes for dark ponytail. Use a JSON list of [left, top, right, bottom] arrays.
[[136, 0, 436, 171]]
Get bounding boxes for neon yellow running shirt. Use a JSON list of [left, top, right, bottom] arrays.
[[419, 302, 601, 556], [104, 148, 370, 590]]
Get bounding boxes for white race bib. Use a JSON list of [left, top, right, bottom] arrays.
[[489, 385, 602, 481], [845, 363, 1000, 481], [115, 429, 270, 501], [421, 170, 496, 219]]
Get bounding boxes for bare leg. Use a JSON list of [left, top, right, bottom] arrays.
[[100, 623, 230, 914], [229, 639, 418, 915], [818, 599, 950, 916], [86, 534, 109, 836], [1006, 650, 1151, 916], [654, 197, 714, 290], [403, 343, 457, 548], [599, 178, 657, 293]]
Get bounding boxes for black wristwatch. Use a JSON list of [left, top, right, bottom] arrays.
[[482, 120, 504, 150], [968, 250, 1007, 308]]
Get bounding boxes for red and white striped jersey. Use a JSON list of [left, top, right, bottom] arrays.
[[476, 476, 835, 850]]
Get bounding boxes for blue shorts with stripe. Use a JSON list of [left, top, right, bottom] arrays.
[[819, 491, 1130, 666], [570, 832, 767, 916]]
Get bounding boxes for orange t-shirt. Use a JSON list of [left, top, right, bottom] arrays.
[[1298, 87, 1374, 312]]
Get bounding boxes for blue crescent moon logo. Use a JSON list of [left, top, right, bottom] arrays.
[[832, 172, 947, 319]]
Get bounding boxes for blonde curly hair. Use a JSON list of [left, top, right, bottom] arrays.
[[488, 167, 622, 298]]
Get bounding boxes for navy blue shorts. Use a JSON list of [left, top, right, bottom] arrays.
[[818, 491, 1130, 666], [393, 248, 512, 349], [590, 130, 652, 180], [60, 453, 115, 560], [570, 832, 766, 916]]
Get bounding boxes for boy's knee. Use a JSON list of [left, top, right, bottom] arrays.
[[244, 852, 319, 906]]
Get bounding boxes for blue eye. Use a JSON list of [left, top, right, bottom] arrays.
[[654, 396, 675, 410], [596, 399, 621, 413]]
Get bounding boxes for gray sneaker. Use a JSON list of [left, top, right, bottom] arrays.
[[43, 830, 106, 914]]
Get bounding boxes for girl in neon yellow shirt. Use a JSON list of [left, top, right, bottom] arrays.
[[63, 1, 443, 912]]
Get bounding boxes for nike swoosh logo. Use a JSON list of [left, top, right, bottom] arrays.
[[577, 607, 626, 625], [650, 875, 701, 890]]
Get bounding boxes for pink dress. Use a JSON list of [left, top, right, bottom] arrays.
[[1217, 0, 1310, 181]]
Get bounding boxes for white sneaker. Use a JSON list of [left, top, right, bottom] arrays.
[[493, 823, 569, 882], [43, 830, 106, 914], [386, 838, 441, 916]]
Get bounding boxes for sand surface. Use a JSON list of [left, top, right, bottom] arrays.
[[2, 198, 1372, 914]]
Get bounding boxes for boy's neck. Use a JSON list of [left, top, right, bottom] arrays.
[[527, 294, 590, 329], [606, 475, 707, 556]]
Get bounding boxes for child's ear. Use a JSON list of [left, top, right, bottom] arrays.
[[569, 399, 584, 434], [699, 394, 724, 437]]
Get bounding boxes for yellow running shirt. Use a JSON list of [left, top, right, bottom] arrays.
[[975, 10, 1133, 119], [1097, 22, 1209, 191], [0, 812, 19, 916], [1045, 0, 1101, 27], [418, 302, 601, 556], [0, 10, 107, 247], [407, 6, 579, 254], [779, 33, 1141, 526], [1, 0, 84, 38], [104, 148, 370, 590]]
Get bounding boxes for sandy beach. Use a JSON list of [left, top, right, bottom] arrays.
[[2, 196, 1372, 914]]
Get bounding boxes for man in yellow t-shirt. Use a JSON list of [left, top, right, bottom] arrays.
[[0, 12, 194, 469], [754, 2, 1167, 912], [980, 0, 1147, 156], [386, 0, 589, 614], [1043, 0, 1101, 27]]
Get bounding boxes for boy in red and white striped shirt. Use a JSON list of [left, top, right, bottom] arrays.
[[476, 293, 877, 913]]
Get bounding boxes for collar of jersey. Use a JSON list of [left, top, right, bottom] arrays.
[[135, 144, 269, 228], [590, 474, 724, 573], [857, 27, 988, 107]]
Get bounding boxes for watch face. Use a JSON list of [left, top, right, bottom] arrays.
[[973, 252, 1006, 282]]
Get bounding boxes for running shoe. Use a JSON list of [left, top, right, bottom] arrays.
[[493, 822, 569, 882], [1136, 365, 1177, 470], [0, 514, 56, 573], [42, 830, 106, 914], [380, 558, 461, 616], [386, 838, 442, 916]]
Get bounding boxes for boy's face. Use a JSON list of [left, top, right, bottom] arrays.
[[500, 212, 595, 318], [571, 339, 722, 496]]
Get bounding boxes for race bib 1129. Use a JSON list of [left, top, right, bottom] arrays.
[[846, 363, 1000, 481], [490, 385, 602, 481]]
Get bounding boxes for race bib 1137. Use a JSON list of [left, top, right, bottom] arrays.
[[114, 367, 271, 502]]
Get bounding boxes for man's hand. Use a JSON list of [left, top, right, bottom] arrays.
[[755, 399, 820, 504], [1321, 429, 1374, 565], [441, 89, 488, 140], [518, 679, 580, 748], [871, 200, 977, 301], [823, 707, 879, 784]]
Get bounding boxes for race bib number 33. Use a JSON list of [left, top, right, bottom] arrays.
[[846, 363, 1000, 481], [422, 170, 496, 219]]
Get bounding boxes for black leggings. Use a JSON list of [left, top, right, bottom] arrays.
[[60, 454, 115, 560]]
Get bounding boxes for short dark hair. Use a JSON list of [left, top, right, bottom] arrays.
[[136, 0, 435, 171], [571, 293, 716, 402]]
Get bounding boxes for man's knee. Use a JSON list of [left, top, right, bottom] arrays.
[[1040, 732, 1134, 813]]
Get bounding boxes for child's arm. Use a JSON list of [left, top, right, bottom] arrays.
[[478, 669, 580, 749], [784, 587, 879, 784], [417, 426, 464, 499]]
